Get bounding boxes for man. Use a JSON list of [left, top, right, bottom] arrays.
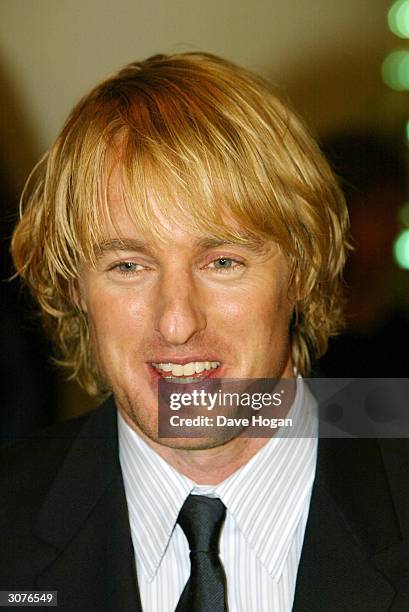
[[1, 53, 409, 611]]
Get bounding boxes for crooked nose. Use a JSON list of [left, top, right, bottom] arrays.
[[155, 273, 206, 345]]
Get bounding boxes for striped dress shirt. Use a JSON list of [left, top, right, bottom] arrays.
[[118, 377, 318, 612]]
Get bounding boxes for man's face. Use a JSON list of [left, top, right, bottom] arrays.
[[79, 169, 294, 449]]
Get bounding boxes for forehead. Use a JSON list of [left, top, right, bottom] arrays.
[[99, 159, 272, 252]]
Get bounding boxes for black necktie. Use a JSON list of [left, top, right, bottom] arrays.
[[175, 495, 227, 612]]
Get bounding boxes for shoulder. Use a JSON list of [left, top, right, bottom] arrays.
[[0, 399, 117, 530], [0, 410, 91, 472], [378, 438, 409, 537], [0, 412, 91, 527], [316, 437, 409, 540]]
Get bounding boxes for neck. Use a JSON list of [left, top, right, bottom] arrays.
[[136, 429, 273, 484]]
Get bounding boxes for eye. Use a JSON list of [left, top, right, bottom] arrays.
[[207, 257, 243, 272], [110, 261, 143, 275]]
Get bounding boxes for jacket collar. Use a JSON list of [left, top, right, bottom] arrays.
[[34, 397, 142, 611], [293, 438, 402, 611], [35, 397, 119, 549]]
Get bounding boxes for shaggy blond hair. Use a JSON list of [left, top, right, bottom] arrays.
[[12, 52, 349, 396]]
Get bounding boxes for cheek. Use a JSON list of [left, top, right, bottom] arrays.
[[86, 290, 148, 357], [246, 285, 292, 359], [217, 280, 290, 329]]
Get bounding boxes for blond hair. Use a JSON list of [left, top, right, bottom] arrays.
[[12, 52, 349, 395]]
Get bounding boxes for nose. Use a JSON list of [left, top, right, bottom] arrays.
[[154, 269, 206, 345]]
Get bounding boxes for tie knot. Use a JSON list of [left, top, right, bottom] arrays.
[[177, 495, 226, 553]]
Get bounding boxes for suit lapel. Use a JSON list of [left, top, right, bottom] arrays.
[[293, 438, 403, 611], [33, 399, 142, 611]]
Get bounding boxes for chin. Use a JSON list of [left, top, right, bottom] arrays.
[[121, 402, 239, 451]]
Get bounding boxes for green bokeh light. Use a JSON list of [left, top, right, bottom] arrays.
[[394, 229, 409, 269], [382, 50, 409, 90], [388, 0, 409, 38]]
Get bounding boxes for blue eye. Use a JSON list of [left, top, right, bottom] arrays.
[[214, 258, 233, 269], [113, 262, 142, 275], [209, 257, 243, 272]]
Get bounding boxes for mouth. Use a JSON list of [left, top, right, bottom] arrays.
[[149, 360, 222, 384]]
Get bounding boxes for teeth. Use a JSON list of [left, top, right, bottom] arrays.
[[152, 361, 220, 377], [183, 362, 196, 376], [172, 364, 184, 376]]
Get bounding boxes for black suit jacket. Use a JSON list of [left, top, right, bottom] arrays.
[[1, 397, 409, 611]]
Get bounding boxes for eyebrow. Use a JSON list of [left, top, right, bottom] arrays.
[[96, 239, 154, 257], [195, 236, 270, 254], [96, 235, 270, 257]]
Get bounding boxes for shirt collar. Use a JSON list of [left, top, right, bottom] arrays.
[[118, 377, 317, 583], [118, 413, 193, 580]]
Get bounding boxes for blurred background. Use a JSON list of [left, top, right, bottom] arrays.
[[1, 0, 408, 439]]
